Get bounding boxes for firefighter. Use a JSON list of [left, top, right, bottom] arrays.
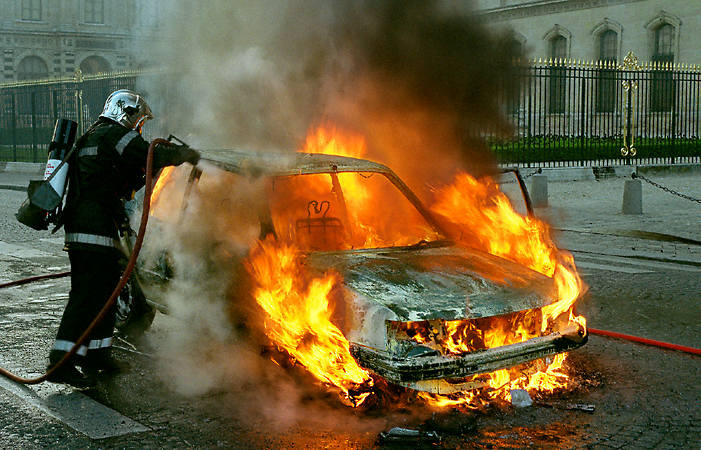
[[47, 89, 200, 388]]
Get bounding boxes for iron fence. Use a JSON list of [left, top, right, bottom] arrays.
[[493, 52, 701, 167], [1, 52, 700, 166], [0, 69, 153, 162]]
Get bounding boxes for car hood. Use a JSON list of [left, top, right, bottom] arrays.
[[306, 244, 557, 321]]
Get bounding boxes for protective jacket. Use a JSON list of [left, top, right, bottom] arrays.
[[49, 117, 197, 369], [63, 117, 195, 252]]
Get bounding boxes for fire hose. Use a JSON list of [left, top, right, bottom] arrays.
[[588, 328, 701, 356], [0, 138, 167, 384]]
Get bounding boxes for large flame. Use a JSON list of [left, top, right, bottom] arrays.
[[246, 236, 373, 406], [245, 123, 585, 409], [430, 172, 585, 330], [415, 172, 586, 407]]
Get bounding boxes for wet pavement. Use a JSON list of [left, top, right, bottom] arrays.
[[0, 167, 699, 448]]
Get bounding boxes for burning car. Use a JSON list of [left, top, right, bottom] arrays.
[[119, 139, 587, 406]]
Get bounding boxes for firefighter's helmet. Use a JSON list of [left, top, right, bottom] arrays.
[[100, 89, 153, 133]]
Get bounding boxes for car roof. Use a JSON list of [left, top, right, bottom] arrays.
[[199, 149, 392, 177]]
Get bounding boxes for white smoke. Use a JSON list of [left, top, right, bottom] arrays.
[[130, 0, 519, 428]]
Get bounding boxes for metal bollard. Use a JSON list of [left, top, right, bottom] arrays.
[[530, 174, 548, 207], [622, 179, 642, 214]]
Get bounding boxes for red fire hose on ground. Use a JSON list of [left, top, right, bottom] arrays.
[[588, 328, 701, 356], [0, 138, 167, 384]]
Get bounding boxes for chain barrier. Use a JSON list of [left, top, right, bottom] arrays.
[[632, 173, 701, 204]]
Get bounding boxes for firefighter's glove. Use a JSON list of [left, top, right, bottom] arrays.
[[179, 147, 201, 166], [153, 144, 200, 169]]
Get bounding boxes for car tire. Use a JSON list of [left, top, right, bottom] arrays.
[[115, 277, 156, 340]]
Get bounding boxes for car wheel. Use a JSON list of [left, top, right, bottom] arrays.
[[115, 277, 156, 339]]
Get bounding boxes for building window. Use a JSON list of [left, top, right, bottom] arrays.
[[84, 0, 104, 24], [17, 55, 48, 80], [79, 55, 111, 74], [506, 37, 524, 114], [21, 0, 42, 21], [596, 30, 618, 113], [548, 35, 567, 113], [651, 24, 675, 112], [17, 56, 49, 114]]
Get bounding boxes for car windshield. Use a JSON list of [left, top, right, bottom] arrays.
[[268, 172, 442, 251]]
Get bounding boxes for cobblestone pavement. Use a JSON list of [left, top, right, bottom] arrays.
[[0, 170, 699, 448]]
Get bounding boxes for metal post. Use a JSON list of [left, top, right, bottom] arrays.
[[625, 86, 632, 155], [52, 89, 58, 123], [11, 93, 17, 161], [671, 69, 677, 164], [31, 91, 37, 162], [579, 67, 586, 161]]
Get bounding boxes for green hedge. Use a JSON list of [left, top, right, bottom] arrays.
[[491, 137, 700, 163]]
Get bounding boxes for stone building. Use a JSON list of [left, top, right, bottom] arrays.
[[0, 0, 162, 82], [474, 0, 701, 65]]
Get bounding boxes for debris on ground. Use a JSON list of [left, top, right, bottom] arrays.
[[563, 403, 595, 412], [510, 389, 533, 407], [536, 401, 596, 413], [377, 427, 441, 445]]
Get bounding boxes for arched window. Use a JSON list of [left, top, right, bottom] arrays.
[[654, 24, 674, 62], [549, 35, 567, 113], [651, 24, 675, 112], [507, 35, 524, 114], [16, 56, 49, 114], [17, 56, 48, 80], [597, 30, 618, 113], [79, 55, 111, 75], [599, 30, 618, 62]]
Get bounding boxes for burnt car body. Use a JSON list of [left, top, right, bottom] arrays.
[[121, 150, 586, 394]]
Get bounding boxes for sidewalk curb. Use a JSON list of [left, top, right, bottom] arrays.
[[0, 162, 44, 174], [0, 185, 27, 192]]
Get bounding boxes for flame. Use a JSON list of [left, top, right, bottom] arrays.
[[301, 122, 368, 159], [246, 236, 373, 405], [430, 172, 585, 328], [267, 123, 440, 251], [415, 172, 586, 407], [149, 165, 186, 222]]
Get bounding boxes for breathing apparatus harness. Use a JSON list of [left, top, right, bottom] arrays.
[[0, 137, 168, 385]]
